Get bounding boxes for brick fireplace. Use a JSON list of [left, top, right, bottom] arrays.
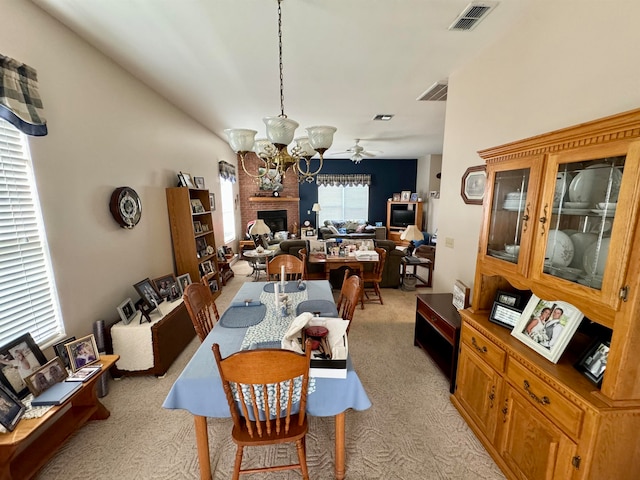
[[238, 153, 300, 238]]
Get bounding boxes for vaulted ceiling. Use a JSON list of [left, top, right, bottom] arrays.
[[32, 0, 531, 160]]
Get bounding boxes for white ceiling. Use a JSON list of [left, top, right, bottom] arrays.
[[32, 0, 530, 160]]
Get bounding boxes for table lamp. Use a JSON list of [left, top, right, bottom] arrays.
[[249, 219, 271, 252], [400, 225, 423, 256], [312, 203, 321, 229]]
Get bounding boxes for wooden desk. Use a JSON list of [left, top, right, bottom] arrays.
[[0, 355, 119, 480], [308, 254, 374, 283], [414, 294, 461, 393]]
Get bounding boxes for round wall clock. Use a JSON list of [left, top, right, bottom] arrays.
[[109, 187, 142, 229]]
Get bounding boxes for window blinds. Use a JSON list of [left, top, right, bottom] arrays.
[[0, 121, 62, 345]]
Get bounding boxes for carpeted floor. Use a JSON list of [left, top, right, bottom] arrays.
[[36, 261, 505, 479]]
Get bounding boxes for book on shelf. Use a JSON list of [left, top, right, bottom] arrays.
[[65, 365, 102, 382], [31, 381, 82, 406]]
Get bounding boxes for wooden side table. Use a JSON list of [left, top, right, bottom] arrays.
[[218, 254, 236, 285], [401, 256, 433, 287], [414, 293, 461, 393]]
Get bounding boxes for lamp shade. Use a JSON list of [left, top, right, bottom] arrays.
[[312, 203, 321, 212], [264, 116, 299, 146], [400, 225, 423, 242], [249, 219, 271, 235], [224, 128, 257, 153], [294, 137, 317, 157], [306, 126, 337, 152]]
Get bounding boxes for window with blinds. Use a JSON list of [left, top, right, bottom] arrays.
[[0, 120, 63, 346], [317, 185, 369, 223]]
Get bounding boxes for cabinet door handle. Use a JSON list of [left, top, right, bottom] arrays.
[[522, 203, 530, 232], [502, 399, 509, 422], [539, 204, 548, 235], [488, 385, 495, 408], [523, 380, 550, 405], [471, 337, 488, 354]]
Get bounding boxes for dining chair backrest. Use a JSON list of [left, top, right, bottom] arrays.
[[212, 341, 312, 478], [361, 247, 387, 306], [183, 282, 220, 342], [299, 248, 308, 280], [266, 254, 304, 281], [337, 270, 363, 334]]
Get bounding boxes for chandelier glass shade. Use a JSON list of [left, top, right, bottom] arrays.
[[223, 0, 336, 184]]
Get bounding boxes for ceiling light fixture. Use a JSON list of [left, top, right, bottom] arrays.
[[224, 0, 336, 184]]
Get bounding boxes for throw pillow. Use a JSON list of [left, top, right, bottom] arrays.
[[328, 225, 340, 235], [356, 224, 366, 233]]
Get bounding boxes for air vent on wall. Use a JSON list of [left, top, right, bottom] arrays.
[[417, 82, 448, 102], [449, 2, 498, 31]]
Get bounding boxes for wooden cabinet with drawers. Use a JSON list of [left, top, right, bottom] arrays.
[[452, 109, 640, 480]]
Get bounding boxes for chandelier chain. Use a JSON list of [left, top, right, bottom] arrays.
[[278, 0, 285, 118]]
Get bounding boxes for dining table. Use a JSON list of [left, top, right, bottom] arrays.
[[162, 280, 371, 480]]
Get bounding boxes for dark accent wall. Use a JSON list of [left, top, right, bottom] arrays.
[[299, 158, 417, 227]]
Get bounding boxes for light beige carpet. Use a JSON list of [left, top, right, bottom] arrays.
[[36, 261, 505, 479]]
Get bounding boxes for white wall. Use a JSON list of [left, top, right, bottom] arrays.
[[417, 154, 442, 234], [2, 1, 238, 345], [435, 1, 640, 296]]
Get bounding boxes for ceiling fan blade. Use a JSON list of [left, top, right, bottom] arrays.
[[361, 152, 377, 157]]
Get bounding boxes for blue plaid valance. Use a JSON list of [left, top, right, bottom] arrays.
[[0, 54, 47, 136], [316, 174, 371, 187], [218, 160, 237, 183]]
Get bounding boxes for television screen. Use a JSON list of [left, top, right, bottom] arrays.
[[391, 209, 415, 227]]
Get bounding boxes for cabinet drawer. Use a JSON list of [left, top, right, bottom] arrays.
[[507, 359, 584, 438], [417, 302, 456, 343], [461, 326, 506, 373]]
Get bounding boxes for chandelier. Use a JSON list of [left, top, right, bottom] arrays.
[[224, 0, 336, 184]]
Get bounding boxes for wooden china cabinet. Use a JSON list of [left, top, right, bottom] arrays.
[[452, 109, 640, 480]]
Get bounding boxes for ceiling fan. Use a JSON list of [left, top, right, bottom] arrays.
[[331, 139, 381, 164]]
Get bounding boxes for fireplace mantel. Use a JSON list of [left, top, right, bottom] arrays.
[[249, 197, 300, 202]]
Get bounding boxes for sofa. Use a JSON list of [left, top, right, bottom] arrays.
[[276, 239, 404, 288], [318, 220, 386, 240]]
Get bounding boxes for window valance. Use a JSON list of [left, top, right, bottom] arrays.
[[316, 174, 371, 187], [0, 54, 47, 136], [218, 160, 237, 183]]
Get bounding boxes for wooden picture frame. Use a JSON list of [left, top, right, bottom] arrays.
[[0, 333, 48, 398], [0, 384, 25, 432], [25, 357, 68, 396], [53, 336, 76, 369], [153, 273, 179, 300], [511, 295, 584, 363], [209, 193, 215, 211], [400, 190, 411, 201], [193, 176, 205, 189], [190, 199, 205, 213], [193, 220, 202, 233], [116, 298, 137, 325], [575, 339, 610, 386], [461, 165, 487, 205], [65, 335, 100, 372], [176, 273, 192, 296], [134, 277, 164, 308], [200, 260, 214, 276]]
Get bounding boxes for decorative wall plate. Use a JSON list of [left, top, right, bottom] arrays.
[[109, 187, 142, 229]]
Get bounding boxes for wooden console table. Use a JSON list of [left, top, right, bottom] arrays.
[[414, 293, 461, 393], [0, 355, 118, 480]]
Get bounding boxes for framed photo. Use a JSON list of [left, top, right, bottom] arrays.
[[177, 172, 187, 187], [575, 339, 610, 386], [53, 336, 76, 369], [461, 165, 487, 205], [193, 176, 205, 189], [303, 228, 316, 237], [308, 239, 327, 256], [193, 220, 202, 233], [0, 384, 25, 432], [400, 190, 411, 202], [209, 193, 215, 211], [200, 260, 214, 277], [176, 273, 192, 295], [496, 290, 521, 307], [134, 277, 164, 308], [190, 198, 205, 213], [392, 193, 401, 202], [511, 295, 584, 363], [180, 172, 195, 188], [152, 273, 179, 300], [410, 192, 419, 201], [117, 298, 137, 325], [0, 333, 48, 398], [25, 357, 68, 396], [489, 290, 524, 330], [65, 335, 100, 372]]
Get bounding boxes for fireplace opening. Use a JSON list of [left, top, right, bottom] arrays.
[[258, 210, 287, 233]]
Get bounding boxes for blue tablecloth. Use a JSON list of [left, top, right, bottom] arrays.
[[162, 280, 371, 418]]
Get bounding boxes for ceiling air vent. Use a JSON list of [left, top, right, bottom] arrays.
[[448, 2, 498, 31], [417, 82, 448, 102]]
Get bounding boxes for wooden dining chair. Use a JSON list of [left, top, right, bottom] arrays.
[[298, 248, 308, 280], [183, 282, 220, 342], [336, 270, 363, 335], [361, 247, 387, 307], [212, 341, 313, 480], [266, 254, 304, 281]]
